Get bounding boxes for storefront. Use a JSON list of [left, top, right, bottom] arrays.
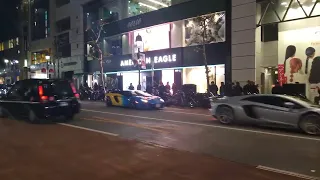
[[29, 63, 54, 79], [88, 42, 228, 92], [84, 0, 230, 92], [256, 0, 320, 100]]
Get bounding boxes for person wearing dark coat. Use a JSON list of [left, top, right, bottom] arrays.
[[209, 81, 218, 95], [233, 82, 243, 96], [243, 80, 251, 95], [224, 82, 233, 96], [219, 82, 225, 96]]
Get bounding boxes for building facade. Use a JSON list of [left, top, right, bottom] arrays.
[[230, 0, 320, 99], [84, 0, 231, 93]]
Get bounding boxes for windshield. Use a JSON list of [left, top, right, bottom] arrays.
[[134, 91, 152, 97], [43, 81, 74, 97]]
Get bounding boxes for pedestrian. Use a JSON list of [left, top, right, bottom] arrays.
[[172, 83, 177, 95], [209, 81, 218, 95], [243, 80, 251, 95], [225, 82, 233, 96], [129, 83, 134, 90], [165, 82, 171, 92], [219, 82, 225, 96], [233, 82, 243, 96], [158, 81, 165, 97]]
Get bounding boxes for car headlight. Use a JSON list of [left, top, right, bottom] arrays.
[[141, 99, 148, 103], [160, 99, 164, 102]]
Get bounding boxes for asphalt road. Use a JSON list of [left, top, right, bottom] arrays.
[[71, 101, 320, 178]]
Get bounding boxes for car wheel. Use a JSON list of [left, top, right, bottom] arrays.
[[299, 113, 320, 135], [216, 106, 234, 125], [28, 110, 40, 124], [106, 97, 112, 107]]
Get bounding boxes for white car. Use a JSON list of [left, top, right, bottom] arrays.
[[210, 94, 320, 135]]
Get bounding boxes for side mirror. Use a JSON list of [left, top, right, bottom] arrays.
[[284, 102, 295, 108]]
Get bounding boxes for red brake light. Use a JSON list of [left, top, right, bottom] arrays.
[[38, 86, 44, 96], [70, 83, 79, 99], [70, 83, 77, 94], [41, 96, 48, 101]]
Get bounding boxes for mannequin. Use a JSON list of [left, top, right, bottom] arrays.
[[304, 47, 316, 100], [284, 45, 298, 84]]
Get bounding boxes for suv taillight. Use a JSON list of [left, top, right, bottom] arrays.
[[38, 85, 54, 103], [70, 83, 79, 99]]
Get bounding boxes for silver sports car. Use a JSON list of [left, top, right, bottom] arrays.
[[210, 94, 320, 135]]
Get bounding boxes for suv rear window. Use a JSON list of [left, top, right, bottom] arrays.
[[42, 81, 74, 97]]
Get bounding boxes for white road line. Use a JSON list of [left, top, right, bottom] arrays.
[[59, 123, 118, 137], [162, 109, 212, 117], [256, 165, 319, 180], [82, 109, 320, 142]]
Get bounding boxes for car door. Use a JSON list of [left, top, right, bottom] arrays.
[[4, 83, 25, 117], [243, 96, 299, 126]]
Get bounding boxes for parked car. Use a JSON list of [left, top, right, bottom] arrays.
[[210, 94, 320, 135], [105, 90, 165, 109], [0, 79, 81, 123]]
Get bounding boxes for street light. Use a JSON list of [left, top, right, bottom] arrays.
[[135, 34, 143, 90], [4, 59, 9, 64]]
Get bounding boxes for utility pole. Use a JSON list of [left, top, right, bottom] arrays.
[[137, 48, 141, 90]]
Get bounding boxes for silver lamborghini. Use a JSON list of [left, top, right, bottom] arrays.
[[210, 94, 320, 135]]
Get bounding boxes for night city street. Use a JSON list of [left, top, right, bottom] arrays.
[[1, 101, 319, 180], [73, 101, 320, 178]]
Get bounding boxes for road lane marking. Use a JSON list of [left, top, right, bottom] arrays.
[[82, 117, 168, 133], [161, 109, 212, 117], [256, 165, 319, 180], [82, 109, 320, 142], [59, 123, 118, 136]]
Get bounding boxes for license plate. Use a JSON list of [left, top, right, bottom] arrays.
[[156, 104, 161, 108], [60, 102, 68, 107]]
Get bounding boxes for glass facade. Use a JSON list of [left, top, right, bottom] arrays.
[[97, 12, 226, 59], [85, 0, 192, 29], [257, 0, 320, 25]]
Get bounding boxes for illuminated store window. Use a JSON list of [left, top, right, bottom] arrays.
[[9, 39, 14, 48]]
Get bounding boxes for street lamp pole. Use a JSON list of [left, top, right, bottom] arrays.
[[45, 55, 50, 79]]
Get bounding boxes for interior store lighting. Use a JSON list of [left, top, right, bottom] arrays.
[[138, 2, 158, 10], [146, 0, 168, 7]]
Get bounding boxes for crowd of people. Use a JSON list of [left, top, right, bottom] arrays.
[[209, 80, 260, 96]]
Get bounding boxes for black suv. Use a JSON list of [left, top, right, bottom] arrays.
[[0, 79, 80, 123]]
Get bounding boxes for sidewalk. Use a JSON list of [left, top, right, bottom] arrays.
[[0, 118, 300, 180]]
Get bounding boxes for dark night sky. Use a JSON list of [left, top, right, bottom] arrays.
[[0, 0, 20, 41]]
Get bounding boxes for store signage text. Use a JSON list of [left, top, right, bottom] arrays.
[[120, 54, 177, 67], [127, 18, 142, 28]]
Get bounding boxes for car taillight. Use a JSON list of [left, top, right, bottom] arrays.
[[38, 85, 54, 102], [38, 86, 44, 96], [70, 83, 79, 99]]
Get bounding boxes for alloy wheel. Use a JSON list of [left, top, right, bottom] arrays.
[[300, 114, 320, 135], [217, 107, 234, 124]]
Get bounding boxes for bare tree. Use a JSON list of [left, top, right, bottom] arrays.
[[192, 13, 225, 95], [86, 20, 111, 93]]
